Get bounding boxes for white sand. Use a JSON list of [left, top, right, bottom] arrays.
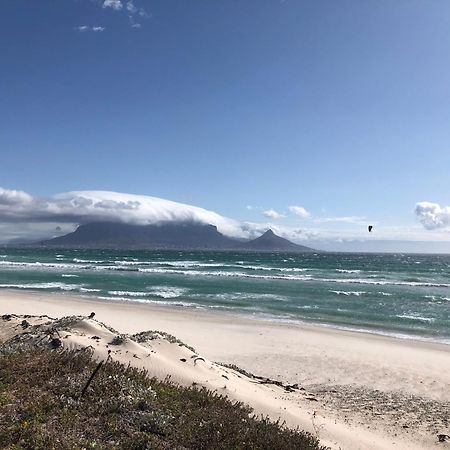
[[1, 290, 449, 449]]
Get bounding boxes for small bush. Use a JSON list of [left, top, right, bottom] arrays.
[[109, 335, 125, 345]]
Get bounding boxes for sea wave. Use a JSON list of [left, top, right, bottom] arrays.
[[95, 295, 200, 308], [396, 314, 435, 323], [330, 290, 366, 296], [73, 258, 106, 264], [1, 258, 449, 288], [0, 261, 89, 270], [0, 282, 81, 291], [107, 286, 188, 299], [336, 269, 361, 274]]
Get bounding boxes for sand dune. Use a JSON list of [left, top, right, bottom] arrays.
[[1, 290, 449, 449]]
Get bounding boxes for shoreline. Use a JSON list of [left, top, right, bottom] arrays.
[[1, 289, 450, 449], [1, 288, 449, 353], [2, 287, 450, 347]]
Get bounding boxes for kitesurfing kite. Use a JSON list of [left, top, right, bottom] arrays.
[[368, 225, 373, 233]]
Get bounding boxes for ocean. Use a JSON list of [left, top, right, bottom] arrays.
[[1, 248, 449, 343]]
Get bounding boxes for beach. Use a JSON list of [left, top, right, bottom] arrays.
[[1, 289, 449, 450]]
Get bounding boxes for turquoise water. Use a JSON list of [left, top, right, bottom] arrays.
[[1, 249, 449, 343]]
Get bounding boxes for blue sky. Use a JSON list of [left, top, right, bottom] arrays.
[[1, 0, 450, 246]]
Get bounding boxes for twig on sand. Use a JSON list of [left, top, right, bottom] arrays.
[[311, 411, 325, 438]]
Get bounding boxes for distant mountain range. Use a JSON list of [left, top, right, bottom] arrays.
[[38, 222, 315, 252]]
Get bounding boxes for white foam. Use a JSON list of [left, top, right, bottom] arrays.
[[0, 282, 81, 291], [108, 290, 151, 297], [146, 286, 189, 298], [95, 295, 198, 308], [397, 314, 435, 323], [80, 287, 101, 293], [73, 258, 105, 264], [62, 274, 79, 278], [330, 290, 366, 296], [0, 261, 88, 270], [336, 269, 361, 274]]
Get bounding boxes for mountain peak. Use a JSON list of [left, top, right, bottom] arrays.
[[39, 221, 315, 253]]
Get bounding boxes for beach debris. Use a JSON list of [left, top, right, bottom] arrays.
[[2, 314, 12, 321], [90, 336, 101, 341], [438, 434, 450, 442], [88, 312, 96, 319], [21, 319, 30, 329], [180, 358, 187, 362]]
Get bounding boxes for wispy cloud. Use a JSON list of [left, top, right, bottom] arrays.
[[75, 25, 105, 32], [263, 209, 284, 220], [102, 0, 123, 11], [99, 0, 149, 28], [415, 201, 450, 230], [288, 205, 310, 219], [315, 216, 369, 225], [126, 1, 138, 13]]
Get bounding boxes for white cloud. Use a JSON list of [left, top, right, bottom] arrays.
[[126, 1, 138, 13], [0, 187, 246, 239], [415, 201, 450, 230], [263, 209, 284, 220], [76, 25, 105, 32], [0, 187, 33, 205], [288, 206, 310, 219], [103, 0, 123, 11]]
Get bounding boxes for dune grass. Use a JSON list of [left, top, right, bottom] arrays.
[[0, 347, 327, 450]]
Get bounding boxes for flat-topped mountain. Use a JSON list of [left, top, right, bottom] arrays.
[[39, 222, 315, 252]]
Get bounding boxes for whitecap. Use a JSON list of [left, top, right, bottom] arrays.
[[396, 314, 434, 323], [329, 290, 366, 296]]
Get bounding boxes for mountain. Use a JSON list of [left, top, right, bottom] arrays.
[[40, 222, 239, 250], [240, 229, 314, 252], [38, 222, 315, 252]]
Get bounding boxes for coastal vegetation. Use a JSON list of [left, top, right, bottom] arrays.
[[0, 347, 326, 450]]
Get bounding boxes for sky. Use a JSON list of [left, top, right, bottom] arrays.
[[1, 0, 450, 249]]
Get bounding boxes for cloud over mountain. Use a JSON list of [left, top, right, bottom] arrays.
[[0, 188, 245, 238]]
